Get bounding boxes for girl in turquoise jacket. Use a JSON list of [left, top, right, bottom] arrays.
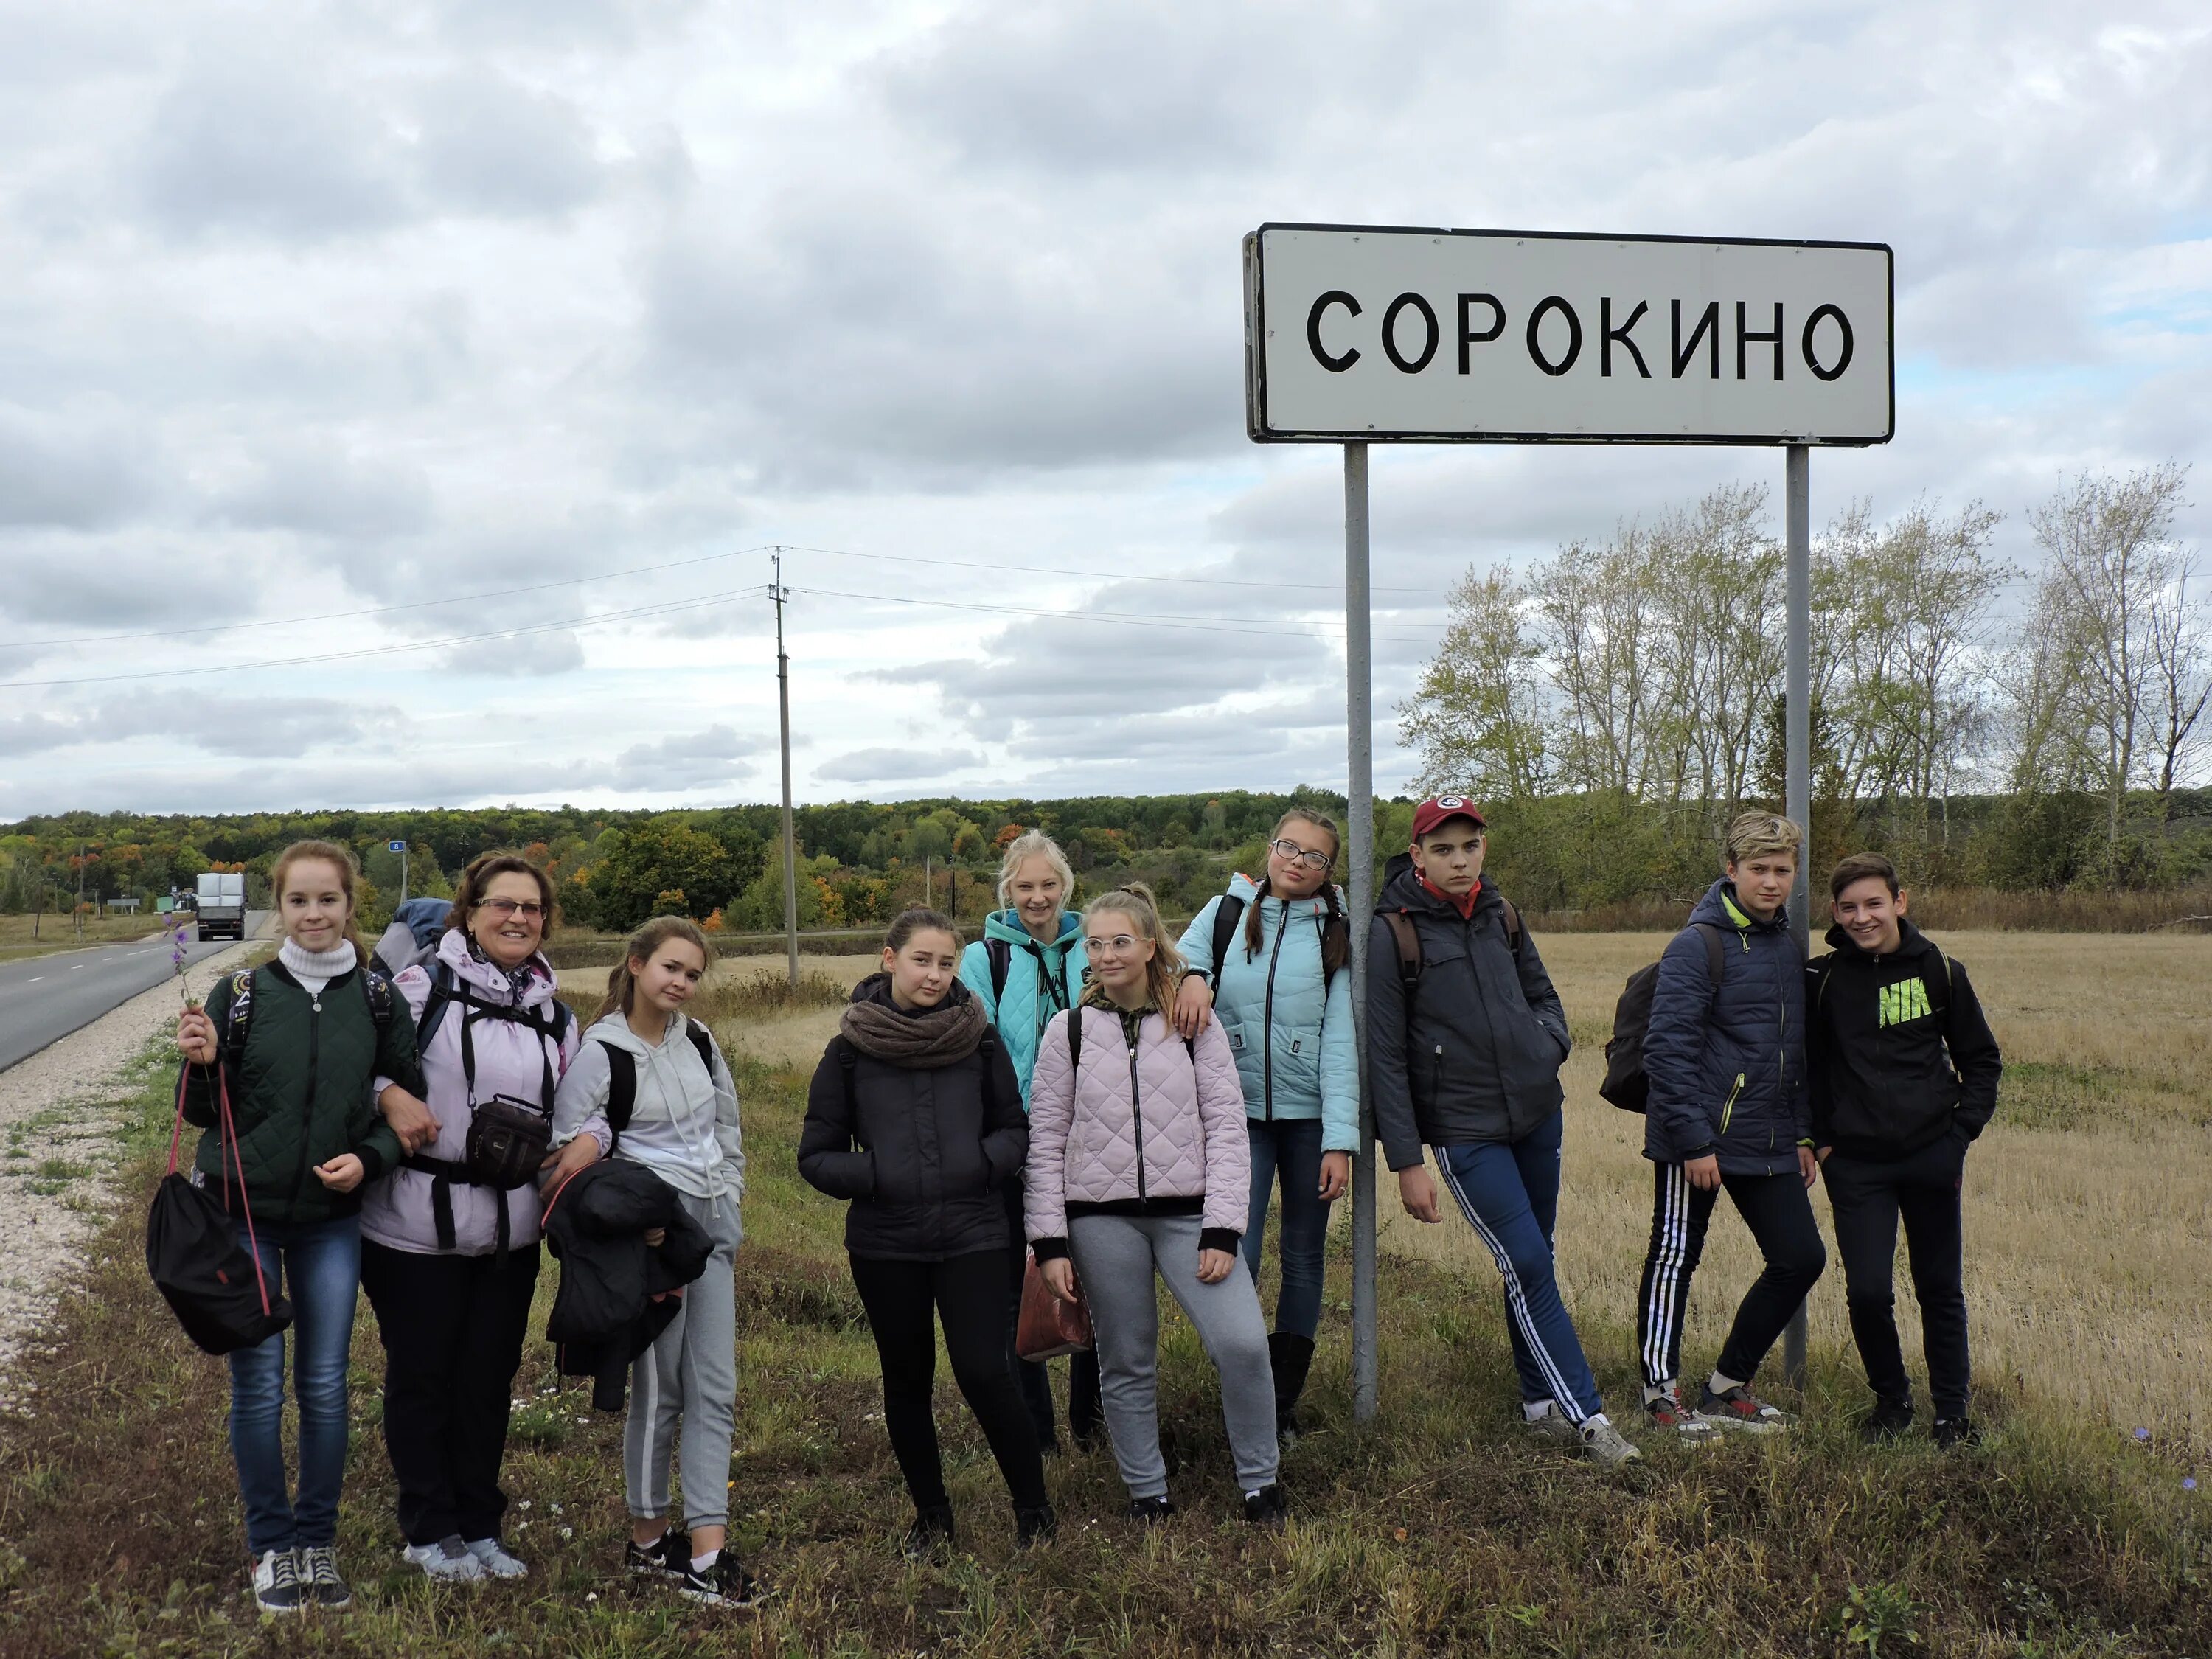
[[1172, 810, 1357, 1445], [955, 831, 1098, 1453]]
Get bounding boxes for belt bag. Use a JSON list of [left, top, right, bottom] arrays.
[[466, 1093, 553, 1189]]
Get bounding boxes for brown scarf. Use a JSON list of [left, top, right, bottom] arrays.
[[840, 974, 990, 1068]]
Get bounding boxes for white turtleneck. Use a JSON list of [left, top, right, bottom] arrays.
[[279, 938, 358, 996]]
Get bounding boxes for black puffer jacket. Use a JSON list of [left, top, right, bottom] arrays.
[[1368, 862, 1570, 1169], [543, 1159, 714, 1411], [798, 977, 1027, 1261]]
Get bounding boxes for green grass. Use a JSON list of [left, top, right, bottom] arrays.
[[0, 1042, 2205, 1655]]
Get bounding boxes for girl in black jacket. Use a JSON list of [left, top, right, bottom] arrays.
[[799, 908, 1052, 1554]]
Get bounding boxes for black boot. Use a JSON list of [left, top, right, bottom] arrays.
[[901, 1504, 956, 1558], [1268, 1332, 1315, 1447], [1014, 1503, 1058, 1548]]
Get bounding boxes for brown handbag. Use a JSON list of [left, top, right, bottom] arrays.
[[1015, 1251, 1093, 1360]]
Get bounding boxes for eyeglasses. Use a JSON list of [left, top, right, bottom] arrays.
[[478, 898, 546, 920], [1270, 839, 1335, 872], [1083, 935, 1141, 954]]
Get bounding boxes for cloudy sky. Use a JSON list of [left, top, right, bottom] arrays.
[[2, 1, 2207, 818]]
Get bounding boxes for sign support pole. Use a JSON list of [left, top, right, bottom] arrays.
[[400, 844, 409, 907], [1782, 441, 1812, 1389], [773, 550, 801, 990], [1345, 441, 1378, 1425]]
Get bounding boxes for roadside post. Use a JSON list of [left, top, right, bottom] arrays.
[[389, 840, 409, 905], [1244, 223, 1893, 1416]]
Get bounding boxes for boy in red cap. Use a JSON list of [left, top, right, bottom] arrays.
[[1367, 798, 1638, 1466]]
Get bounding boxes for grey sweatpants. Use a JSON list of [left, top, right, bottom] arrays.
[[625, 1191, 742, 1531], [1068, 1212, 1278, 1498]]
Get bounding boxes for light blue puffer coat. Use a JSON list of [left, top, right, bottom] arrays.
[[958, 908, 1090, 1108], [1178, 873, 1358, 1152]]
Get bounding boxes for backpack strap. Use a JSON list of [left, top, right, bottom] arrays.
[[1690, 922, 1726, 991], [221, 967, 257, 1065], [977, 1030, 997, 1119], [1500, 897, 1523, 955], [836, 1036, 858, 1119], [987, 937, 1011, 1006], [360, 967, 396, 1032], [1066, 1005, 1083, 1077], [594, 1038, 636, 1158], [1380, 911, 1423, 998], [415, 961, 461, 1052], [1208, 893, 1248, 979], [686, 1018, 716, 1079]]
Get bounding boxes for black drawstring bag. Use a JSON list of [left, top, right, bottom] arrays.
[[146, 1060, 292, 1355]]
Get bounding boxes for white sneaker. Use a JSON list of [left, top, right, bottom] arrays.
[[465, 1537, 529, 1579], [251, 1548, 309, 1613], [402, 1536, 487, 1582], [1577, 1416, 1644, 1467]]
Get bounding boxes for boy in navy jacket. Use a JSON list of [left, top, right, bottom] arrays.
[[1810, 852, 2001, 1447], [1635, 813, 1826, 1437]]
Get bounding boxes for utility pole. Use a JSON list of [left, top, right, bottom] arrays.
[[772, 549, 800, 990]]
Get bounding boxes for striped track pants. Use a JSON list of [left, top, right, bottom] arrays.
[[1636, 1160, 1826, 1391]]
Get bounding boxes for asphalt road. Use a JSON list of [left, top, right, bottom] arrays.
[[0, 914, 271, 1075]]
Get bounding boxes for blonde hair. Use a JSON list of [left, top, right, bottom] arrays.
[[1725, 812, 1804, 866], [995, 830, 1076, 912], [1083, 883, 1184, 1014], [269, 839, 369, 964], [594, 915, 714, 1023]]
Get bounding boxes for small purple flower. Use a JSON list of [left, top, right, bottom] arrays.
[[171, 922, 198, 1007], [2186, 1478, 2199, 1492], [2136, 1427, 2152, 1441]]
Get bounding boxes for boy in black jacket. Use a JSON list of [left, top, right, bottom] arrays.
[[1810, 853, 2003, 1447]]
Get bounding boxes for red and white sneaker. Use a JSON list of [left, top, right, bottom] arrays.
[[1697, 1382, 1794, 1433]]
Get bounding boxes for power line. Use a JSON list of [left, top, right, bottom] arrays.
[[776, 543, 1445, 601], [789, 583, 1442, 640]]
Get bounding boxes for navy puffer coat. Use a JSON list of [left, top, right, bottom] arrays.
[[1641, 879, 1807, 1175]]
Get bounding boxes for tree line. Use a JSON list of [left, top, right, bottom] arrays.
[[1399, 464, 2211, 908]]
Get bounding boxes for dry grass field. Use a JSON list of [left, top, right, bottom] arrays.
[[1385, 930, 2212, 1447]]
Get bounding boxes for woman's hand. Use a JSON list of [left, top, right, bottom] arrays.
[[377, 1085, 438, 1155], [1170, 974, 1215, 1040], [313, 1155, 365, 1194], [1318, 1150, 1352, 1202], [1196, 1247, 1237, 1284], [1042, 1256, 1080, 1304], [176, 1007, 218, 1066], [642, 1227, 667, 1248], [539, 1135, 602, 1188]]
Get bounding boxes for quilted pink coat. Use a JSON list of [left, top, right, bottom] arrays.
[[1023, 1000, 1249, 1245]]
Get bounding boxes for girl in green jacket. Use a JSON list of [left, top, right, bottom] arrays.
[[175, 841, 425, 1615]]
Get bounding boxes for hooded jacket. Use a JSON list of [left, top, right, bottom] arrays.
[[179, 959, 414, 1225], [1178, 873, 1358, 1152], [958, 909, 1090, 1107], [1023, 992, 1250, 1259], [542, 1158, 714, 1411], [1809, 917, 2002, 1161], [1366, 863, 1570, 1169], [798, 975, 1028, 1261], [552, 1008, 744, 1203], [361, 930, 580, 1257], [1643, 879, 1808, 1175]]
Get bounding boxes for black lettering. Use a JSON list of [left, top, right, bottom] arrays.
[[1601, 298, 1650, 379], [1802, 303, 1854, 381], [1457, 292, 1504, 372], [1381, 292, 1439, 374], [1671, 299, 1719, 379], [1525, 296, 1582, 377], [1736, 300, 1784, 380], [1307, 290, 1361, 372]]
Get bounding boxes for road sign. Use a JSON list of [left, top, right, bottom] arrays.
[[1245, 223, 1892, 445], [389, 841, 407, 852]]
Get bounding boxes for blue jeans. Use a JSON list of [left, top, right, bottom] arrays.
[[1433, 1110, 1604, 1422], [226, 1214, 361, 1554], [1242, 1118, 1332, 1340]]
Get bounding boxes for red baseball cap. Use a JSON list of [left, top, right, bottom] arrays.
[[1410, 796, 1489, 839]]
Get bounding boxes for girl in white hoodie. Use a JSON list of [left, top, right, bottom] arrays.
[[546, 917, 753, 1608]]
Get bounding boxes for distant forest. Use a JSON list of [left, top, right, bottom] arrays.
[[5, 782, 2209, 937]]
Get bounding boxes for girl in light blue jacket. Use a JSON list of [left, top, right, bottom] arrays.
[[1172, 809, 1357, 1446], [956, 831, 1098, 1454]]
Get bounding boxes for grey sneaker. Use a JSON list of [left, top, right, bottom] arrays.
[[251, 1548, 308, 1614], [296, 1544, 352, 1610], [1697, 1382, 1794, 1433], [1577, 1416, 1644, 1467], [465, 1537, 529, 1579], [1524, 1407, 1584, 1448], [402, 1535, 486, 1582], [1644, 1391, 1722, 1442]]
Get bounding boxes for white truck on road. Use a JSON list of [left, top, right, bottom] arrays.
[[195, 872, 247, 941]]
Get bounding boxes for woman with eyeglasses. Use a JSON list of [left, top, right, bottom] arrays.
[[1171, 810, 1355, 1447], [359, 852, 580, 1584]]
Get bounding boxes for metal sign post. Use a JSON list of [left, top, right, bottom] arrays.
[[1781, 442, 1812, 1386], [1245, 222, 1892, 1421], [389, 840, 408, 905]]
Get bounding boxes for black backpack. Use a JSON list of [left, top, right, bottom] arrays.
[[1065, 1004, 1194, 1074], [597, 1021, 719, 1158], [222, 962, 397, 1062], [985, 936, 1075, 1015], [1598, 925, 1728, 1113], [1373, 852, 1522, 1007], [1203, 886, 1351, 987], [147, 1066, 293, 1355]]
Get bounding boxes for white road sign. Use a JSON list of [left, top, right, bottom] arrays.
[[1245, 223, 1893, 445]]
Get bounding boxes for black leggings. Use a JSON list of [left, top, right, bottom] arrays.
[[1638, 1161, 1826, 1389], [849, 1250, 1048, 1512]]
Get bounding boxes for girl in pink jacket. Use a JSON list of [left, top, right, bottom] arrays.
[[1026, 884, 1284, 1526]]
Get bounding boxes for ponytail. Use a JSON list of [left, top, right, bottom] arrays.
[[594, 915, 714, 1024]]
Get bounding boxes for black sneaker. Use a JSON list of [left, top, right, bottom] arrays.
[[675, 1553, 761, 1609], [1014, 1504, 1058, 1548], [296, 1544, 352, 1610], [901, 1505, 956, 1558], [1127, 1495, 1175, 1526], [625, 1528, 691, 1582], [1932, 1416, 1981, 1450], [1242, 1484, 1288, 1528], [1863, 1399, 1915, 1442], [251, 1548, 308, 1614]]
